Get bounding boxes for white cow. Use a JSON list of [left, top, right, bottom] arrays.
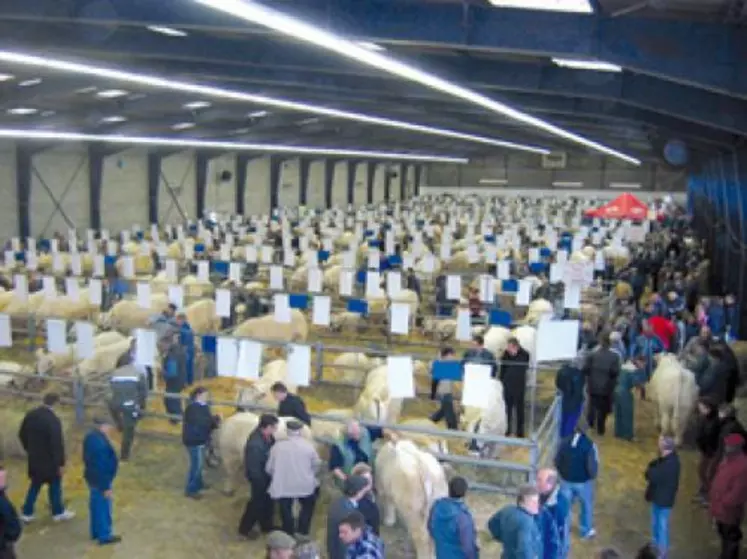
[[36, 331, 127, 375], [461, 379, 508, 458], [353, 364, 403, 424], [648, 354, 699, 446], [483, 326, 512, 357]]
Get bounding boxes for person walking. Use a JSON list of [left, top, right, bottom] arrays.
[[693, 397, 721, 505], [326, 475, 371, 559], [428, 476, 479, 559], [500, 337, 531, 437], [0, 467, 21, 559], [537, 468, 571, 558], [107, 363, 148, 461], [238, 414, 279, 539], [18, 393, 75, 523], [583, 333, 621, 436], [644, 435, 681, 557], [161, 334, 187, 423], [613, 358, 648, 442], [82, 415, 121, 546], [709, 433, 747, 559], [266, 420, 321, 537], [338, 510, 385, 559], [555, 426, 599, 540], [555, 352, 586, 438], [271, 383, 311, 426], [487, 484, 543, 558], [175, 312, 196, 386], [182, 386, 220, 499]]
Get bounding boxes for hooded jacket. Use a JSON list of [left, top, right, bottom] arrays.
[[488, 505, 542, 559], [428, 497, 479, 559]]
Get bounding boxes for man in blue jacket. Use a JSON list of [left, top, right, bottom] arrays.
[[537, 468, 571, 558], [82, 415, 120, 546], [182, 387, 220, 499], [0, 467, 22, 558], [488, 484, 542, 559], [175, 312, 196, 386], [554, 426, 599, 540], [428, 476, 479, 559], [555, 353, 586, 438]]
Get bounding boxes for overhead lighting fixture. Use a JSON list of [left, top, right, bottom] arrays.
[[357, 41, 386, 52], [0, 128, 469, 163], [247, 110, 269, 118], [7, 107, 37, 115], [479, 178, 508, 185], [100, 115, 127, 124], [488, 0, 593, 13], [609, 182, 642, 189], [75, 86, 97, 94], [18, 78, 41, 87], [552, 58, 622, 72], [146, 25, 188, 37], [96, 89, 129, 98], [40, 110, 56, 117], [183, 101, 212, 110], [172, 122, 196, 130], [552, 181, 584, 188], [192, 0, 638, 165], [0, 73, 14, 81], [0, 50, 549, 155], [297, 117, 320, 125]]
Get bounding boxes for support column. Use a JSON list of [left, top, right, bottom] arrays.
[[398, 163, 406, 200], [299, 158, 311, 206], [383, 166, 392, 202], [195, 152, 209, 220], [87, 146, 105, 231], [413, 165, 423, 197], [15, 144, 33, 239], [366, 161, 375, 205], [346, 160, 356, 206], [269, 156, 281, 211], [147, 152, 162, 225], [235, 154, 249, 216], [324, 159, 335, 209]]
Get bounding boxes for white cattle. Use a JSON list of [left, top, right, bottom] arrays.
[[460, 379, 508, 458], [510, 325, 537, 363], [236, 359, 297, 409], [36, 331, 127, 375], [73, 337, 134, 378], [327, 352, 376, 385], [98, 295, 170, 332], [330, 311, 364, 333], [0, 361, 33, 388], [183, 299, 221, 335], [394, 419, 450, 456], [233, 310, 308, 343], [483, 326, 512, 357], [353, 364, 403, 424], [375, 440, 449, 559], [648, 354, 699, 446], [523, 298, 553, 325]]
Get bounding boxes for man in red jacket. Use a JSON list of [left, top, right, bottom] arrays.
[[710, 433, 747, 559], [648, 315, 676, 352]]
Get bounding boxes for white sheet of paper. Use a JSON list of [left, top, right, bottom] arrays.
[[43, 276, 57, 299], [516, 280, 532, 306], [121, 256, 135, 278], [479, 275, 495, 303], [386, 355, 415, 399], [88, 279, 102, 305], [197, 261, 210, 282], [549, 263, 563, 283], [447, 275, 461, 301], [216, 288, 231, 318], [236, 340, 262, 380], [217, 337, 238, 377], [52, 253, 64, 273], [462, 364, 493, 409], [365, 272, 382, 298], [46, 318, 67, 355], [166, 259, 178, 281], [456, 309, 472, 341], [274, 293, 291, 323], [339, 270, 353, 296], [536, 319, 580, 362], [26, 251, 37, 271], [220, 244, 231, 262], [270, 266, 284, 290], [284, 250, 296, 267], [367, 249, 380, 270], [168, 285, 184, 309], [287, 344, 311, 387], [137, 282, 151, 309], [245, 246, 257, 262], [307, 268, 322, 293], [135, 329, 156, 366], [229, 262, 242, 283], [389, 303, 410, 335], [386, 271, 401, 297], [312, 295, 331, 326], [563, 283, 581, 309], [497, 260, 510, 280], [261, 246, 273, 264], [65, 277, 80, 301], [0, 314, 11, 348], [75, 321, 95, 359]]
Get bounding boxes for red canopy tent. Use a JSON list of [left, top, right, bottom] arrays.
[[585, 193, 652, 220]]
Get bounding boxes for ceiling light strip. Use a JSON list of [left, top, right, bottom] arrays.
[[0, 50, 547, 155], [192, 0, 639, 166], [0, 128, 468, 163]]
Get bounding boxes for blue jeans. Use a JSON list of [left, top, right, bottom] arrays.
[[89, 487, 113, 543], [651, 504, 671, 555], [22, 477, 64, 516], [185, 446, 205, 496], [561, 480, 594, 536]]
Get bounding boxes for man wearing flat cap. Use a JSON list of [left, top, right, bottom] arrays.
[[326, 475, 372, 559], [265, 420, 321, 538], [265, 530, 295, 559], [710, 432, 747, 558]]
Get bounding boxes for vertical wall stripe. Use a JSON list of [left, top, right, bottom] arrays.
[[235, 154, 249, 216], [324, 159, 335, 209], [147, 152, 161, 225], [366, 161, 375, 205], [88, 146, 104, 231], [195, 152, 209, 220], [414, 165, 423, 197], [398, 163, 406, 200], [299, 158, 311, 206], [383, 166, 391, 202], [15, 144, 32, 239], [346, 160, 356, 206], [269, 156, 281, 211]]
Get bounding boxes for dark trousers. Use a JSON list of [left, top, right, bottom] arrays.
[[0, 545, 16, 559], [430, 395, 458, 430], [588, 394, 610, 435], [698, 455, 716, 497], [21, 476, 64, 516], [277, 491, 318, 536], [163, 384, 183, 421], [238, 481, 274, 535], [505, 390, 525, 437], [430, 378, 440, 400], [718, 522, 742, 559], [108, 402, 138, 460]]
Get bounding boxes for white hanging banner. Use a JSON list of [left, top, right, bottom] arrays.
[[197, 261, 210, 282], [261, 246, 273, 264], [229, 262, 242, 284], [168, 285, 184, 309], [236, 340, 262, 380], [74, 321, 95, 359], [215, 288, 231, 318], [497, 260, 510, 280], [478, 275, 495, 303], [456, 309, 472, 342], [136, 282, 152, 309], [46, 319, 67, 355], [386, 355, 415, 399], [43, 276, 57, 299], [273, 293, 291, 323], [462, 364, 493, 409], [447, 275, 461, 301], [93, 255, 104, 278], [307, 268, 323, 293], [365, 271, 382, 298], [312, 295, 331, 326], [217, 337, 238, 377], [88, 279, 102, 306], [121, 256, 135, 278], [270, 266, 284, 290], [65, 277, 80, 302], [389, 303, 410, 335], [516, 280, 532, 306], [0, 314, 11, 348], [386, 271, 402, 298], [339, 270, 354, 296], [287, 344, 311, 387], [135, 329, 156, 366]]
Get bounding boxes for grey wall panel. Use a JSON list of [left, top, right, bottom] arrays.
[[354, 164, 368, 206], [245, 157, 270, 218], [30, 146, 90, 236], [101, 149, 148, 233], [158, 151, 196, 224], [279, 159, 299, 209], [0, 142, 17, 242], [206, 153, 237, 217], [307, 161, 325, 209], [373, 165, 386, 203], [332, 161, 348, 208]]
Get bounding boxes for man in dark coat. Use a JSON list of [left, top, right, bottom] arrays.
[[182, 387, 220, 499], [644, 436, 680, 557], [710, 433, 747, 559], [271, 382, 311, 426], [326, 475, 371, 559], [555, 353, 586, 438], [500, 337, 531, 437], [0, 467, 21, 559], [583, 335, 621, 436], [83, 415, 120, 546], [160, 336, 187, 423], [694, 397, 721, 505], [238, 414, 279, 539], [18, 393, 75, 523], [698, 348, 729, 405]]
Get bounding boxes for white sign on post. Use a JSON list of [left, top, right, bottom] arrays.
[[287, 344, 311, 387], [270, 266, 284, 290], [307, 268, 322, 293], [478, 275, 495, 303], [245, 246, 258, 263], [0, 314, 11, 348], [564, 283, 581, 309], [46, 319, 68, 355], [536, 320, 580, 362], [497, 261, 510, 280], [447, 275, 461, 301], [456, 309, 472, 341], [312, 295, 331, 326], [75, 321, 95, 359], [135, 329, 157, 366], [273, 294, 291, 323], [43, 276, 57, 299], [52, 253, 64, 273], [88, 279, 102, 306], [121, 256, 135, 279], [229, 262, 242, 284], [65, 277, 80, 301], [261, 246, 273, 264], [365, 272, 382, 298], [236, 340, 262, 380], [137, 282, 152, 309], [217, 337, 238, 377], [166, 259, 178, 281], [367, 249, 380, 270], [386, 271, 402, 297], [71, 254, 82, 276], [197, 261, 210, 282], [91, 255, 103, 278], [215, 288, 231, 318], [389, 303, 410, 335], [462, 364, 493, 409], [168, 285, 184, 309], [339, 270, 353, 296], [516, 280, 532, 306], [386, 355, 415, 399], [13, 275, 27, 301], [26, 251, 37, 271]]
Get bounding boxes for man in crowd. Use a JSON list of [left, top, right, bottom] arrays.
[[710, 433, 747, 559], [239, 414, 279, 539], [83, 415, 120, 546], [487, 484, 543, 558], [107, 363, 148, 461], [463, 334, 497, 378], [266, 420, 321, 537], [350, 464, 380, 536], [338, 510, 385, 559], [555, 352, 586, 438], [644, 436, 680, 557], [537, 467, 570, 558], [693, 397, 721, 505], [175, 312, 196, 386], [0, 467, 21, 559], [326, 475, 371, 559], [149, 303, 178, 343], [500, 337, 531, 438], [555, 425, 599, 540], [264, 530, 297, 559], [428, 476, 479, 559], [271, 382, 311, 426], [182, 386, 220, 499], [584, 333, 621, 436], [329, 420, 382, 485], [116, 338, 153, 394], [18, 393, 75, 523], [161, 334, 187, 423]]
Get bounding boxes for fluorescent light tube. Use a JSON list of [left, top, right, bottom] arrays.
[[552, 58, 622, 72], [357, 41, 386, 52], [184, 101, 212, 110], [97, 89, 129, 98], [100, 115, 127, 124], [192, 0, 638, 166], [609, 182, 642, 189], [172, 122, 196, 130], [18, 78, 41, 87], [488, 0, 593, 13], [552, 181, 584, 187], [147, 25, 188, 37], [7, 107, 37, 115], [0, 51, 547, 155], [0, 73, 14, 81], [0, 128, 468, 163], [248, 110, 269, 118], [479, 178, 508, 184]]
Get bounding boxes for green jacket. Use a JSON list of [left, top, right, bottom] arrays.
[[334, 429, 374, 475]]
